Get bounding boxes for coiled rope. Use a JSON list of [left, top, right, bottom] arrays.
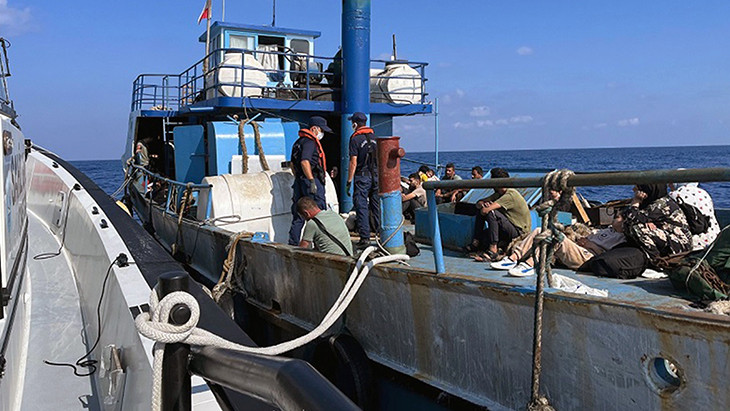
[[527, 169, 574, 411], [135, 246, 408, 411]]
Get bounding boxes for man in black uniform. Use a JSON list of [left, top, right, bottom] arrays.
[[345, 112, 380, 248], [288, 116, 331, 245]]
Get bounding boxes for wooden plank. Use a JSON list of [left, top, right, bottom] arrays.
[[572, 193, 590, 224]]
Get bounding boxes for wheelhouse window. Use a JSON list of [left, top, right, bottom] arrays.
[[290, 39, 310, 54]]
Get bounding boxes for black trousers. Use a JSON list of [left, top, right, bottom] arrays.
[[474, 210, 521, 247]]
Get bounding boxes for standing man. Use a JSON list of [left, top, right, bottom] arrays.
[[345, 112, 380, 249], [289, 116, 332, 245]]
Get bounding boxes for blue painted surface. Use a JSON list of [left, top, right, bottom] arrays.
[[207, 119, 288, 175], [426, 190, 446, 273], [380, 191, 405, 252], [282, 121, 301, 161], [405, 242, 695, 309], [173, 125, 206, 183], [340, 0, 371, 213]]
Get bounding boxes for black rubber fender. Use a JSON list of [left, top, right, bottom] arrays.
[[312, 333, 375, 410]]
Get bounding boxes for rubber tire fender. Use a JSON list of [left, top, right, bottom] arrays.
[[312, 333, 375, 410]]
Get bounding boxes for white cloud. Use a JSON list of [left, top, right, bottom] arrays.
[[594, 122, 608, 129], [510, 115, 533, 124], [617, 117, 640, 127], [469, 106, 491, 117], [0, 1, 32, 36], [476, 120, 493, 127], [453, 121, 473, 129], [516, 46, 534, 56], [455, 89, 465, 97]]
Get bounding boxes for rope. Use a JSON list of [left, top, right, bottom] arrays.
[[527, 169, 574, 411], [235, 115, 249, 174], [251, 120, 270, 171], [171, 184, 193, 258], [212, 230, 255, 306], [135, 246, 409, 411]]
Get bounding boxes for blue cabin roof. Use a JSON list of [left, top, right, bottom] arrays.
[[199, 21, 321, 42]]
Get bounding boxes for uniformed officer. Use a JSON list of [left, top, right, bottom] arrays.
[[288, 116, 331, 245], [345, 112, 380, 249]]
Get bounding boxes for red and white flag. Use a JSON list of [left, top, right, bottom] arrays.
[[197, 0, 212, 25]]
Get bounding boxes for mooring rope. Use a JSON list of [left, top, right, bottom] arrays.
[[135, 246, 409, 411], [251, 120, 270, 171], [527, 169, 574, 411], [235, 115, 249, 174], [171, 183, 193, 259]]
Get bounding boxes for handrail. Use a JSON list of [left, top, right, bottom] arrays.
[[129, 164, 211, 189], [189, 346, 358, 411], [423, 167, 730, 274], [131, 46, 430, 110]]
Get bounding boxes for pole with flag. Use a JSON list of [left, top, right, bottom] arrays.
[[198, 0, 213, 72]]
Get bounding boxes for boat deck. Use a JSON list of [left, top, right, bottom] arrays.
[[404, 241, 700, 313], [23, 212, 97, 409]]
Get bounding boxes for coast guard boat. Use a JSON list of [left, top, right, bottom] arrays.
[[0, 36, 353, 410], [122, 2, 730, 410]]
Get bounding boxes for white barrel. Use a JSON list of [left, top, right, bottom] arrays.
[[372, 63, 422, 104], [197, 170, 339, 243], [207, 53, 268, 98]]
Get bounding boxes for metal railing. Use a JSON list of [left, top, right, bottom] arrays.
[[423, 167, 730, 274], [129, 164, 212, 221], [131, 47, 429, 110], [155, 272, 358, 411]]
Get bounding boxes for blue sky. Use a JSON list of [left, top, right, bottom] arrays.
[[2, 0, 729, 160]]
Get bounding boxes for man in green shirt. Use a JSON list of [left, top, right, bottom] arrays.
[[297, 197, 354, 256], [467, 168, 531, 260]]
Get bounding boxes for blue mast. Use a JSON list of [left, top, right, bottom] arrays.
[[340, 0, 371, 212]]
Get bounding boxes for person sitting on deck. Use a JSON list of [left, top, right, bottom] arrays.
[[669, 182, 721, 250], [402, 173, 427, 223], [436, 163, 464, 204], [418, 165, 439, 182], [471, 166, 484, 180], [465, 168, 531, 261], [490, 213, 626, 277], [297, 196, 353, 256]]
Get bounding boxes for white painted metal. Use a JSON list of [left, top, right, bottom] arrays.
[[197, 170, 339, 242]]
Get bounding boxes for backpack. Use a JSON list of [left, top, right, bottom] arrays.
[[403, 231, 420, 257], [675, 196, 711, 235], [588, 246, 648, 279]]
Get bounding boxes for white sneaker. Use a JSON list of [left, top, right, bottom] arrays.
[[508, 262, 535, 277], [490, 257, 517, 270]]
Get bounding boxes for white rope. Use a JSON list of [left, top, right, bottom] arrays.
[[135, 246, 408, 411]]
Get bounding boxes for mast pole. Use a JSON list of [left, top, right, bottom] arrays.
[[204, 0, 212, 73], [340, 0, 371, 213]]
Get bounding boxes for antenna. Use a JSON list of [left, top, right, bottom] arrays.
[[392, 34, 397, 61], [272, 0, 276, 26]]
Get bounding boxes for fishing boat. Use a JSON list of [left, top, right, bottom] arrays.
[[0, 36, 355, 410], [121, 2, 730, 410]]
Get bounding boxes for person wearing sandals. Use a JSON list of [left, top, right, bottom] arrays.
[[492, 213, 626, 277], [465, 168, 531, 261]]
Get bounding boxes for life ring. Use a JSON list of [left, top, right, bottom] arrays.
[[312, 333, 375, 410]]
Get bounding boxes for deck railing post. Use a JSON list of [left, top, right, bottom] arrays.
[[157, 272, 192, 411], [426, 189, 445, 274]]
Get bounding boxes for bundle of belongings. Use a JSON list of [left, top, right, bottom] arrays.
[[655, 227, 730, 301]]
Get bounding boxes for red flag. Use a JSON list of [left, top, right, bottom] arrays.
[[197, 0, 211, 25]]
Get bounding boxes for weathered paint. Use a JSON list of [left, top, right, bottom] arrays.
[[138, 196, 730, 410]]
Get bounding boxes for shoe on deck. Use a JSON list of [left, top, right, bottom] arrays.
[[356, 239, 371, 249], [490, 257, 517, 271], [508, 262, 535, 277]]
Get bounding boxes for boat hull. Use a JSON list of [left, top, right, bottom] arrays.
[[132, 188, 730, 410]]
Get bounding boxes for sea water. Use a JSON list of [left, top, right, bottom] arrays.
[[72, 145, 730, 208]]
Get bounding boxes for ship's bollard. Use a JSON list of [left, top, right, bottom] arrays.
[[377, 137, 406, 254], [158, 272, 192, 411]]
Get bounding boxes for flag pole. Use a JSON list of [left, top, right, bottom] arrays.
[[222, 0, 225, 22], [204, 0, 212, 73]]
